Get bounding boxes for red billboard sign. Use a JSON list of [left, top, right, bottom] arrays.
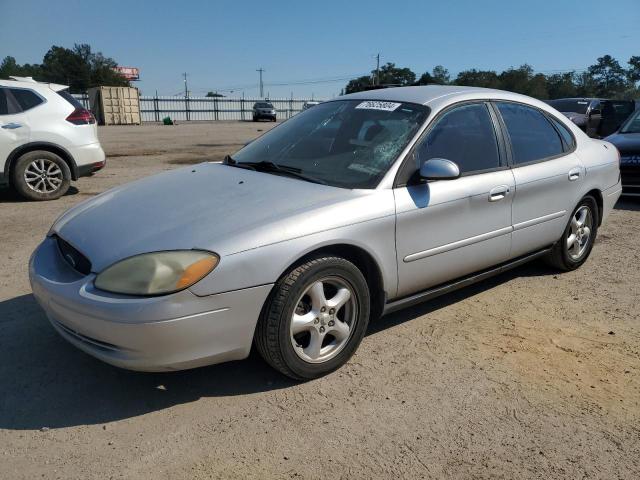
[[114, 66, 140, 81]]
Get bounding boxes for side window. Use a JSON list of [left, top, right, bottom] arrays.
[[416, 103, 501, 174], [548, 116, 575, 151], [496, 102, 564, 164], [9, 88, 44, 111], [0, 89, 8, 115]]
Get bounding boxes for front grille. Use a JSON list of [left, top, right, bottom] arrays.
[[55, 235, 92, 275]]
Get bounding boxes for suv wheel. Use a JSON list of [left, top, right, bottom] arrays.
[[546, 195, 598, 271], [254, 255, 371, 380], [12, 150, 71, 201]]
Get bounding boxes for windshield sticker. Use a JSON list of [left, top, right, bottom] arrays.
[[355, 101, 401, 112]]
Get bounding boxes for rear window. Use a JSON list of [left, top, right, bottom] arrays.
[[0, 88, 21, 115], [548, 116, 576, 151], [9, 88, 44, 111], [497, 102, 565, 165], [57, 89, 85, 109], [0, 89, 8, 115]]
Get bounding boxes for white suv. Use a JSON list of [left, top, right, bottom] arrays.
[[0, 77, 106, 200]]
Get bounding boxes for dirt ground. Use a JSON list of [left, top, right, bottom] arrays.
[[0, 122, 638, 479]]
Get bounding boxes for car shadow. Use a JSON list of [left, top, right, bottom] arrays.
[[614, 197, 640, 211], [0, 261, 554, 431], [0, 186, 79, 204]]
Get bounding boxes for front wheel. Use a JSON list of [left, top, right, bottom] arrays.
[[254, 255, 370, 380], [12, 150, 71, 201], [545, 195, 599, 271]]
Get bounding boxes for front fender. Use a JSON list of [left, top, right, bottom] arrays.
[[189, 213, 398, 299]]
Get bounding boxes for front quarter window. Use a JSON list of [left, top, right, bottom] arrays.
[[232, 100, 429, 188]]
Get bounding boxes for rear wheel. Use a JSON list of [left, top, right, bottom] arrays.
[[12, 150, 71, 201], [254, 255, 370, 380], [546, 196, 598, 271]]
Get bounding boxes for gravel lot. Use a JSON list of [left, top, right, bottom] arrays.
[[1, 122, 639, 479]]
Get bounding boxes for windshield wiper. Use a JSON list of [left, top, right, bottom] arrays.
[[227, 158, 327, 185], [224, 155, 258, 171]]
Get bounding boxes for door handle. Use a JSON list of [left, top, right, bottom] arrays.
[[1, 122, 22, 129], [489, 185, 510, 202], [568, 168, 581, 181]]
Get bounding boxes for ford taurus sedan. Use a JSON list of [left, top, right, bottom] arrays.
[[30, 86, 622, 380]]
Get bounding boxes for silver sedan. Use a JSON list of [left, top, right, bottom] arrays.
[[30, 86, 622, 379]]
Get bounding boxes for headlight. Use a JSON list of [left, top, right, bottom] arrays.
[[94, 251, 219, 296]]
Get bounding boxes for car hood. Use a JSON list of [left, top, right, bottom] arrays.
[[605, 132, 640, 154], [52, 163, 371, 272]]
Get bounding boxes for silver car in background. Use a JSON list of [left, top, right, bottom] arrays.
[[30, 86, 622, 380], [252, 101, 276, 121]]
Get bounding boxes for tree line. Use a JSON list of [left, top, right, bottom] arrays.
[[0, 44, 130, 92], [345, 55, 640, 100]]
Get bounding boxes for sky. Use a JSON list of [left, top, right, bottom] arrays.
[[1, 0, 638, 99]]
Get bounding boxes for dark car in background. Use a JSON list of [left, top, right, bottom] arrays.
[[605, 108, 640, 197], [547, 98, 636, 138], [252, 101, 277, 122]]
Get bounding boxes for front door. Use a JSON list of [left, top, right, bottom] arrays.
[[394, 102, 514, 298]]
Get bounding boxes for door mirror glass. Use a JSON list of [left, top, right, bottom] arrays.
[[590, 108, 601, 116], [419, 158, 460, 180]]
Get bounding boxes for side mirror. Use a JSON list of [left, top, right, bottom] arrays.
[[419, 158, 460, 180], [590, 108, 601, 116]]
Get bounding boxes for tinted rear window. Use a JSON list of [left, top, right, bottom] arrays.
[[9, 88, 44, 111], [57, 89, 85, 109], [0, 88, 21, 115], [497, 102, 564, 164], [0, 89, 8, 115], [548, 116, 575, 150]]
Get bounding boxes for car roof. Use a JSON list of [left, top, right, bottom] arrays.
[[334, 85, 555, 110], [0, 77, 68, 92]]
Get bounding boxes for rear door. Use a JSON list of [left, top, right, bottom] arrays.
[[394, 102, 514, 297], [0, 87, 31, 174], [494, 102, 583, 259]]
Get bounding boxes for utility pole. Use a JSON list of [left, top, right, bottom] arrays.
[[183, 73, 190, 121], [256, 68, 265, 98], [375, 53, 380, 86]]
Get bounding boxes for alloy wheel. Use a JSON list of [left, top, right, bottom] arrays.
[[23, 158, 64, 194], [289, 276, 357, 364], [566, 205, 593, 260]]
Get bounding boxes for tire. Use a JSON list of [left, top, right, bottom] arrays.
[[12, 150, 71, 201], [254, 255, 371, 380], [545, 195, 599, 271]]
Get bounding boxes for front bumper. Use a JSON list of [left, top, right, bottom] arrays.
[[254, 112, 276, 120], [620, 164, 640, 197], [29, 237, 273, 372]]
